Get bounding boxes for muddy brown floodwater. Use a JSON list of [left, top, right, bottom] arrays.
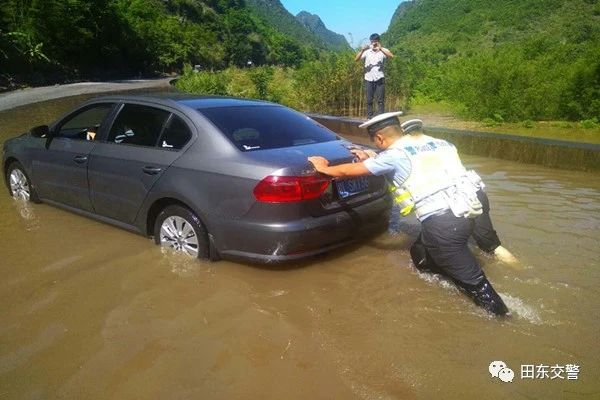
[[1, 93, 599, 399]]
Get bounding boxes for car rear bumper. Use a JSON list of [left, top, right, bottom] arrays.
[[214, 195, 392, 263]]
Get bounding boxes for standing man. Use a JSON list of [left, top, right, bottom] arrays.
[[307, 112, 509, 316], [355, 33, 394, 119]]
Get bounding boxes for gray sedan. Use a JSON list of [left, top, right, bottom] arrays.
[[2, 95, 391, 262]]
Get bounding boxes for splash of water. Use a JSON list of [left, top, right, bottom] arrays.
[[159, 247, 208, 277], [499, 293, 543, 325]]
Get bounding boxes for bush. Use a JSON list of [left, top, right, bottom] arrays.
[[579, 118, 599, 129], [551, 121, 573, 128], [177, 65, 300, 108], [176, 66, 228, 95], [522, 120, 535, 128], [483, 118, 498, 127]]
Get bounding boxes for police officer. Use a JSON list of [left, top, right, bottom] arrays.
[[308, 112, 509, 316]]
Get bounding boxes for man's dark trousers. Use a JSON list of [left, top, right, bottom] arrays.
[[412, 212, 483, 286], [365, 78, 385, 119], [409, 211, 509, 315]]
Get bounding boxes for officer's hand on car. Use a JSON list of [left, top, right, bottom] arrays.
[[308, 156, 330, 173]]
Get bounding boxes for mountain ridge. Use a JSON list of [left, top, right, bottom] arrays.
[[295, 11, 350, 51], [245, 0, 327, 49]]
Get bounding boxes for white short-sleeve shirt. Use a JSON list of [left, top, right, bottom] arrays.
[[361, 49, 387, 82]]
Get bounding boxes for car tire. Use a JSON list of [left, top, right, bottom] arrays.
[[153, 205, 209, 259], [6, 161, 41, 203]]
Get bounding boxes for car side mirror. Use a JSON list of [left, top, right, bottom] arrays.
[[30, 125, 50, 138]]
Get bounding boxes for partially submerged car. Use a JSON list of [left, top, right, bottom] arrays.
[[3, 95, 391, 262]]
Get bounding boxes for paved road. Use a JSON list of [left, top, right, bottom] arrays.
[[0, 78, 175, 112]]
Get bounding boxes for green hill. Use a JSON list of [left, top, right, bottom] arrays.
[[245, 0, 328, 50], [0, 0, 322, 89], [295, 11, 350, 51], [383, 0, 600, 121]]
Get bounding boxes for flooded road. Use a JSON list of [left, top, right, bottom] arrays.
[[1, 94, 599, 399]]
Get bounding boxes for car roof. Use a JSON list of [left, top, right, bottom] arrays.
[[89, 93, 277, 109]]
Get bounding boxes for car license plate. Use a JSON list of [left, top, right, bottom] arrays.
[[337, 177, 370, 199]]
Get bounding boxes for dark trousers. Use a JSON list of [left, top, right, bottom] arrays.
[[472, 190, 502, 253], [409, 210, 509, 315], [410, 212, 484, 286], [365, 78, 385, 119]]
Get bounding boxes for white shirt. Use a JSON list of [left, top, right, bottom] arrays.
[[361, 48, 387, 81]]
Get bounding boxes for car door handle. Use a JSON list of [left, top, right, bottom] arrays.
[[73, 155, 88, 164], [143, 166, 163, 175]]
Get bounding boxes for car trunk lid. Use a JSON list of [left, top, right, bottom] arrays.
[[243, 140, 389, 215]]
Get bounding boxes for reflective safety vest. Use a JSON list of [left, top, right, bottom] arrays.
[[388, 135, 483, 220]]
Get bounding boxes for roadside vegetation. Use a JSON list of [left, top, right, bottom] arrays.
[[2, 0, 599, 142], [383, 0, 600, 124], [176, 52, 408, 115], [176, 56, 600, 144], [0, 0, 321, 89]]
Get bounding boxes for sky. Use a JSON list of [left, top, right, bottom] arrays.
[[280, 0, 404, 49]]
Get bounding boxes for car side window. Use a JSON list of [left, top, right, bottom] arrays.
[[108, 104, 170, 147], [158, 115, 192, 150], [55, 104, 114, 140]]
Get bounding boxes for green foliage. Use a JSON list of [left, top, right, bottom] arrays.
[[551, 121, 573, 128], [176, 53, 409, 116], [482, 118, 498, 127], [558, 48, 600, 120], [293, 52, 364, 114], [176, 65, 298, 106], [244, 0, 327, 50], [3, 0, 598, 128], [0, 0, 322, 88], [579, 117, 599, 129], [249, 67, 273, 99], [176, 65, 228, 95], [295, 11, 350, 52], [384, 0, 600, 121], [4, 31, 50, 64], [522, 120, 535, 128]]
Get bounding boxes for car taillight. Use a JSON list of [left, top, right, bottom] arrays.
[[253, 175, 331, 202]]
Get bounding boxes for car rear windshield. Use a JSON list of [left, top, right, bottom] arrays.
[[198, 106, 339, 151]]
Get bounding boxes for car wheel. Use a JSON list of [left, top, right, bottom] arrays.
[[153, 205, 209, 259], [6, 161, 40, 203]]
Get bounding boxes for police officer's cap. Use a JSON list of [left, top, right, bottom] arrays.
[[400, 119, 423, 134], [359, 111, 403, 136]]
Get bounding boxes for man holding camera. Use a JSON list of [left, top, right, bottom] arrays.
[[355, 33, 394, 119]]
